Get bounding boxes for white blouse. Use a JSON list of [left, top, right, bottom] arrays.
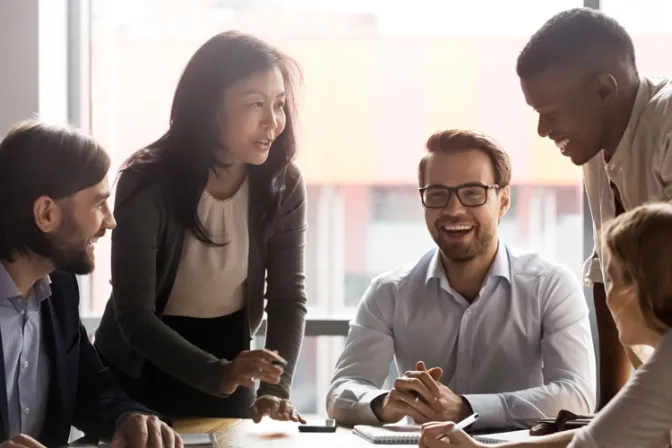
[[163, 179, 249, 318]]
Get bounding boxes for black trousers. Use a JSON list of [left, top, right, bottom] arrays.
[[98, 309, 254, 418]]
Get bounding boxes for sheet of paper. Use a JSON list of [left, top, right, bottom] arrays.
[[475, 429, 535, 443], [382, 423, 422, 432]]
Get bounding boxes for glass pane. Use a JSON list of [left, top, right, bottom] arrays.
[[88, 0, 584, 318], [87, 0, 585, 416], [602, 0, 672, 73]]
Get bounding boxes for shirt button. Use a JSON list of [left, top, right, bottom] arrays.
[[22, 361, 28, 370], [23, 407, 29, 415]]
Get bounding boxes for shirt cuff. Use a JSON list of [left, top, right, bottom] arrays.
[[358, 390, 389, 426], [461, 394, 507, 430]]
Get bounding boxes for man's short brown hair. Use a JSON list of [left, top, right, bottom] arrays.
[[603, 203, 672, 334], [0, 120, 110, 262], [418, 129, 512, 187]]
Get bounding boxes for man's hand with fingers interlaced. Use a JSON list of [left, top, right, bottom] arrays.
[[372, 361, 473, 424]]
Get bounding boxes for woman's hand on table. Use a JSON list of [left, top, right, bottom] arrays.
[[250, 395, 307, 424]]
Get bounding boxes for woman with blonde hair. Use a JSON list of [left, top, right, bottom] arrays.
[[419, 202, 672, 448]]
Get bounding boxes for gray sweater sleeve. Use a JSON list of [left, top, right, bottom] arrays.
[[110, 167, 308, 399], [110, 171, 229, 396], [568, 330, 672, 448], [257, 164, 308, 399]]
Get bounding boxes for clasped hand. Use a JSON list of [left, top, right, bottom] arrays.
[[377, 361, 472, 424]]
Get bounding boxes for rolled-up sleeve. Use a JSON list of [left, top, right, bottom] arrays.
[[657, 130, 672, 200], [581, 163, 605, 287], [583, 247, 603, 286], [326, 278, 396, 426]]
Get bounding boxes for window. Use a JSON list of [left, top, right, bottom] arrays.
[[601, 0, 672, 75], [87, 0, 585, 415]]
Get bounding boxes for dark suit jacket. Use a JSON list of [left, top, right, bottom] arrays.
[[0, 270, 157, 447]]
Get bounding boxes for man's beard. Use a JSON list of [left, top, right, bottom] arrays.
[[45, 212, 94, 275], [436, 228, 495, 263]]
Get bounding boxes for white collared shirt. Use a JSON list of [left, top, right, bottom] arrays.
[[327, 243, 596, 429], [583, 76, 672, 290]]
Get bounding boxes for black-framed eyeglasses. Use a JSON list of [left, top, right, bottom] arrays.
[[419, 183, 500, 208]]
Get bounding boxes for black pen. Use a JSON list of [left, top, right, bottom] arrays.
[[271, 356, 288, 367]]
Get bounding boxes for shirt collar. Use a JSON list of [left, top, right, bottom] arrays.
[[425, 240, 511, 289], [608, 77, 652, 167], [0, 262, 52, 302]]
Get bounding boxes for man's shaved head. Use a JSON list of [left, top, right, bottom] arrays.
[[518, 8, 640, 166]]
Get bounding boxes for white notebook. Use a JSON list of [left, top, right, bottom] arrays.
[[353, 425, 421, 444], [353, 425, 533, 445], [474, 430, 535, 444]]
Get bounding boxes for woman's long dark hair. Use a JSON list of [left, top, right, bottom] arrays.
[[120, 31, 300, 245]]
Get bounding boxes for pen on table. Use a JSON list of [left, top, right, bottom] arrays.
[[439, 413, 480, 440]]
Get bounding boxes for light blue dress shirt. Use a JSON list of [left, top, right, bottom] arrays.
[[0, 263, 51, 438], [327, 242, 597, 429]]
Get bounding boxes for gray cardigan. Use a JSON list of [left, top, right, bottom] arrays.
[[95, 162, 308, 399]]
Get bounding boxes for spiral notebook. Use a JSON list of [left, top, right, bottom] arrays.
[[352, 425, 421, 445], [474, 430, 535, 444], [352, 425, 533, 445]]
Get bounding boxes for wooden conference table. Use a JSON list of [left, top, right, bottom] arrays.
[[174, 417, 419, 447]]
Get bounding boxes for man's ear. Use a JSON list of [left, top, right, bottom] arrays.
[[595, 73, 618, 104], [33, 196, 62, 234], [498, 186, 511, 218]]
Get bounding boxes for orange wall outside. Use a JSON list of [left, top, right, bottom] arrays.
[[91, 7, 672, 189], [94, 24, 582, 187], [88, 8, 672, 313]]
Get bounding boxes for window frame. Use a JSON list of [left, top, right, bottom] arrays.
[[72, 0, 598, 342]]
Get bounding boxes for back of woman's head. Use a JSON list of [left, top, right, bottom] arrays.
[[122, 31, 301, 243], [604, 202, 672, 333]]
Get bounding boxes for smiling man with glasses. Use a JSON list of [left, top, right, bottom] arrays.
[[327, 129, 596, 430]]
